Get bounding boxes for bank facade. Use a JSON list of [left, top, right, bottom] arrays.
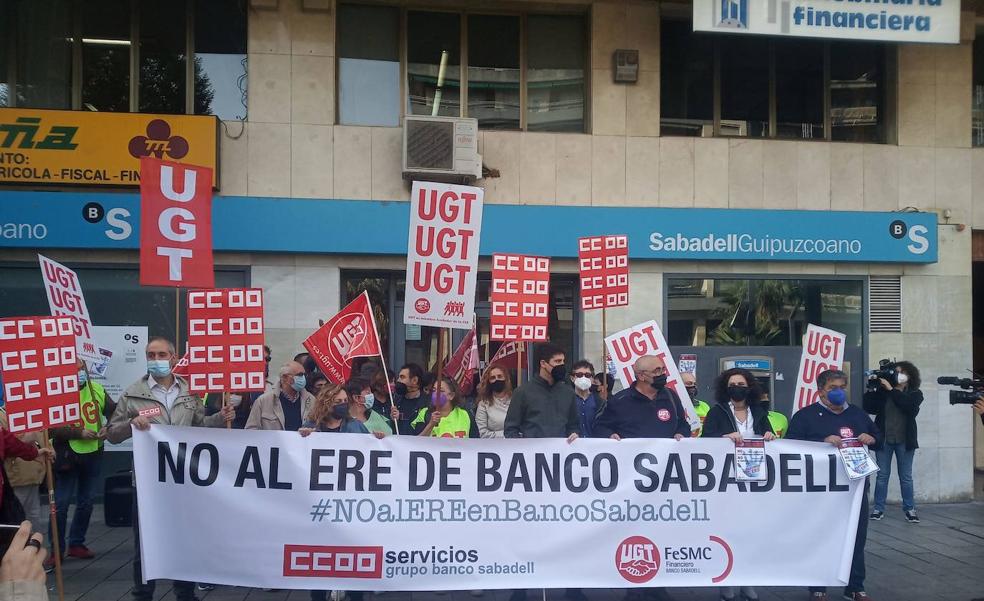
[[0, 0, 982, 503]]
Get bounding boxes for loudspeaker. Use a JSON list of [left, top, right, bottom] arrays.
[[103, 472, 133, 528]]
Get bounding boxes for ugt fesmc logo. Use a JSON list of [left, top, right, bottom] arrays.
[[328, 312, 369, 366], [616, 536, 660, 584], [283, 545, 383, 579]]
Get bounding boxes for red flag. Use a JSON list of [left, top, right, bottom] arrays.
[[486, 341, 526, 372], [445, 328, 479, 395], [139, 157, 214, 288], [172, 350, 190, 378], [304, 292, 382, 384], [578, 234, 629, 310]]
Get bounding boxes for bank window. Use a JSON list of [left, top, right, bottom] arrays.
[[338, 4, 401, 126], [665, 278, 863, 347], [2, 0, 247, 119], [661, 18, 888, 142]]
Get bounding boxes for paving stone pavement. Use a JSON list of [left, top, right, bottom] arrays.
[[43, 502, 984, 601]]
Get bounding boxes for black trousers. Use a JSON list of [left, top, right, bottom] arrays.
[[810, 480, 869, 595], [131, 491, 196, 601]]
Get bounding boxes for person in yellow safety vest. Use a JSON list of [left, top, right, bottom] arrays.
[[760, 392, 789, 438], [681, 372, 711, 437], [411, 376, 479, 438], [47, 359, 116, 565]]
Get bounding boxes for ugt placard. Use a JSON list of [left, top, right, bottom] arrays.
[[578, 235, 629, 310], [793, 324, 846, 413], [186, 289, 266, 393], [0, 316, 81, 433], [404, 181, 484, 329], [38, 254, 99, 362], [490, 253, 550, 342]]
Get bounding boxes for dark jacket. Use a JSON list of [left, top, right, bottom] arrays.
[[503, 375, 580, 438], [862, 387, 923, 450], [394, 392, 428, 435], [786, 402, 882, 451], [701, 402, 774, 438], [593, 384, 691, 439]]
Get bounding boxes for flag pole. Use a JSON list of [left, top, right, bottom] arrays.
[[42, 430, 66, 601], [601, 307, 607, 381], [434, 328, 446, 403], [175, 288, 181, 352], [223, 392, 231, 429], [517, 343, 523, 386], [363, 292, 397, 434]]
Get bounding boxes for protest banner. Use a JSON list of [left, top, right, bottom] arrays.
[[578, 235, 629, 311], [38, 254, 99, 362], [605, 320, 700, 430], [134, 427, 864, 591], [404, 181, 484, 330], [445, 328, 479, 395], [304, 291, 384, 385], [186, 289, 266, 394], [139, 157, 214, 288], [0, 316, 80, 433], [792, 324, 846, 413], [490, 253, 550, 342]]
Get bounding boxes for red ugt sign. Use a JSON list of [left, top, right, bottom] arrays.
[[578, 235, 629, 310], [490, 253, 551, 342], [186, 289, 266, 393], [0, 316, 81, 433]]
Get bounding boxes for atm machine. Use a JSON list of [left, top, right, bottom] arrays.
[[719, 356, 776, 402]]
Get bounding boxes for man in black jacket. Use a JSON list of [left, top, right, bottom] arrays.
[[862, 361, 923, 523], [594, 355, 690, 441], [503, 343, 579, 442]]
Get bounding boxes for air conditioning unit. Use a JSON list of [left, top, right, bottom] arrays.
[[403, 115, 482, 182]]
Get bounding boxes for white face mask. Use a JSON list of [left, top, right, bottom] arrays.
[[896, 373, 909, 385], [573, 376, 592, 392]]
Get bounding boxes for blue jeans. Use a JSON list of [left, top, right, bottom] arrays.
[[873, 442, 915, 512], [50, 450, 102, 551]]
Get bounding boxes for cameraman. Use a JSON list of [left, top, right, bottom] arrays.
[[975, 397, 984, 427], [862, 361, 923, 523]]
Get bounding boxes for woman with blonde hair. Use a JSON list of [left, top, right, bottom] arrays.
[[475, 366, 512, 438]]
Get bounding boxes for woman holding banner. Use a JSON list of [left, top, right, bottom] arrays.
[[299, 384, 384, 437], [412, 377, 480, 438], [475, 366, 512, 438]]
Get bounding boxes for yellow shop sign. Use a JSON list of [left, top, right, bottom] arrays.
[[0, 108, 218, 186]]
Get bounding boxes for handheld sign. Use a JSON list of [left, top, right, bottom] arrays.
[[490, 253, 550, 342], [38, 254, 98, 362], [578, 235, 629, 310], [792, 324, 846, 413], [186, 289, 266, 393], [404, 181, 484, 329], [0, 316, 81, 433]]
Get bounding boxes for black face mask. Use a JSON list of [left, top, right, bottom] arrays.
[[550, 364, 567, 383], [489, 380, 507, 394], [393, 382, 408, 397], [651, 375, 668, 390], [728, 385, 750, 402], [331, 404, 349, 419]]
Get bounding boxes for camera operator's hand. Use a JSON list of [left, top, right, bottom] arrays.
[[974, 398, 984, 416], [878, 378, 892, 391]]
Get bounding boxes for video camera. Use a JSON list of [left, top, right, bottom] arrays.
[[865, 359, 898, 392], [936, 375, 984, 405]]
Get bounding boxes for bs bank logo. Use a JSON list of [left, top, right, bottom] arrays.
[[888, 219, 930, 256], [716, 0, 748, 29], [615, 536, 660, 584]]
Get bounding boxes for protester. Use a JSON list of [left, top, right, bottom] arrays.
[[311, 373, 330, 396], [47, 359, 117, 565], [345, 379, 393, 435], [760, 392, 789, 438], [503, 343, 580, 442], [571, 360, 604, 438], [593, 372, 614, 401], [787, 369, 881, 601], [701, 368, 776, 443], [0, 410, 44, 529], [0, 522, 48, 601], [391, 363, 428, 434], [862, 361, 923, 523], [594, 355, 691, 442], [680, 372, 710, 437], [105, 336, 234, 601], [475, 366, 512, 438], [0, 426, 52, 522], [370, 369, 395, 421], [412, 376, 479, 438], [244, 361, 316, 432]]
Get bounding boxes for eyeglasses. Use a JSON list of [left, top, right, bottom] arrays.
[[572, 372, 593, 378]]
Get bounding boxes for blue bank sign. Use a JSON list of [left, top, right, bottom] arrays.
[[0, 191, 937, 263]]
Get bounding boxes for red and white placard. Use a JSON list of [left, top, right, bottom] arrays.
[[403, 181, 484, 329], [490, 253, 550, 342], [38, 254, 99, 362], [578, 235, 629, 310], [139, 157, 214, 288], [0, 316, 81, 433], [793, 324, 846, 413], [186, 289, 265, 393], [605, 319, 700, 431]]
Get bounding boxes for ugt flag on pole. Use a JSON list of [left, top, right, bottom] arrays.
[[304, 292, 382, 384], [486, 341, 526, 372], [445, 328, 479, 396]]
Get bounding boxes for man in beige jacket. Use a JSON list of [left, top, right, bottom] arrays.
[[244, 361, 316, 431]]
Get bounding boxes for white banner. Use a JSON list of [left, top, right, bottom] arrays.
[[38, 254, 99, 361], [793, 324, 846, 413], [133, 427, 863, 590], [605, 320, 700, 430], [91, 325, 148, 451], [692, 0, 960, 44], [403, 181, 484, 329]]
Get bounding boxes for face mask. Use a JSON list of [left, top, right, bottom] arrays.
[[489, 380, 507, 394], [651, 374, 668, 390], [394, 382, 409, 396], [432, 392, 449, 407], [896, 373, 909, 385], [291, 375, 307, 392], [331, 403, 349, 419], [685, 386, 697, 399], [78, 370, 88, 386], [728, 385, 750, 402], [363, 393, 375, 410], [573, 376, 592, 392], [550, 364, 566, 382], [827, 388, 847, 406], [148, 360, 172, 378]]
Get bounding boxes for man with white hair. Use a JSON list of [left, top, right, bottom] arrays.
[[245, 360, 317, 432]]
